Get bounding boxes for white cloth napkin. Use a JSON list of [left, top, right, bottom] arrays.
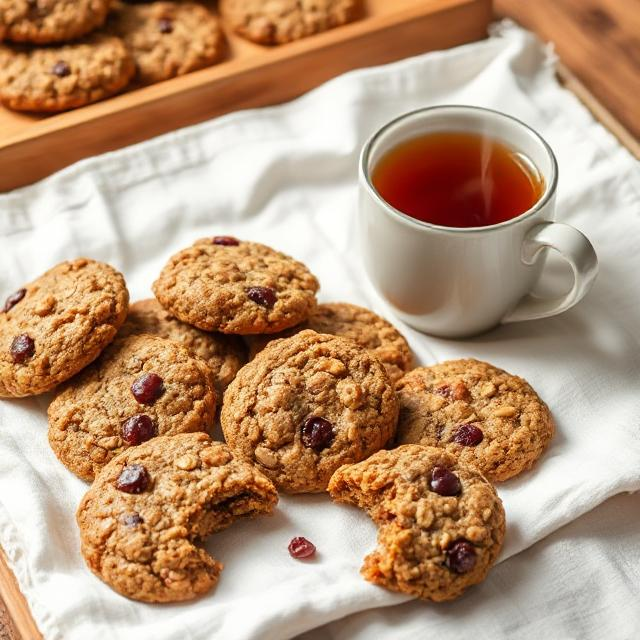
[[0, 22, 638, 640]]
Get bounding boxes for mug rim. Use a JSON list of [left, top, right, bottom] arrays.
[[359, 105, 559, 234]]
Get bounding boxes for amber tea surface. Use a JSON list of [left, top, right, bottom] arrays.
[[372, 131, 544, 228]]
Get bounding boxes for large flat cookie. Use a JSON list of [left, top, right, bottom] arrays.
[[108, 2, 225, 85], [153, 237, 319, 334], [0, 34, 134, 112], [245, 302, 413, 384], [328, 445, 505, 602], [0, 0, 112, 44], [0, 258, 129, 397], [77, 433, 278, 602], [48, 334, 217, 481], [395, 359, 554, 482], [120, 299, 247, 397], [219, 0, 361, 45], [221, 330, 399, 493]]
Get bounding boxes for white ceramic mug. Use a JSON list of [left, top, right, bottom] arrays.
[[358, 105, 598, 338]]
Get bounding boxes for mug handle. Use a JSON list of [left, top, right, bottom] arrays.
[[502, 222, 598, 324]]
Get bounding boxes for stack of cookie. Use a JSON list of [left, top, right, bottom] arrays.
[[0, 0, 226, 112], [0, 235, 554, 604]]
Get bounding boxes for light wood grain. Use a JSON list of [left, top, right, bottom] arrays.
[[496, 0, 640, 143], [0, 0, 492, 192]]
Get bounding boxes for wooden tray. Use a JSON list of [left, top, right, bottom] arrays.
[[0, 0, 492, 192]]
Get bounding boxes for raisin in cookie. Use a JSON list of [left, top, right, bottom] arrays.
[[245, 302, 413, 384], [219, 0, 361, 45], [328, 444, 505, 602], [48, 334, 216, 481], [153, 237, 319, 334], [120, 299, 246, 397], [77, 433, 278, 602], [0, 0, 112, 44], [108, 2, 225, 85], [221, 330, 399, 493], [395, 359, 554, 482], [0, 34, 134, 112], [0, 258, 128, 397]]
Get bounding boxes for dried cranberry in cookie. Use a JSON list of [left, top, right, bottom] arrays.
[[396, 359, 554, 482], [153, 239, 319, 334], [221, 330, 398, 493], [77, 433, 278, 603], [328, 445, 505, 602], [0, 258, 128, 398], [48, 335, 216, 481]]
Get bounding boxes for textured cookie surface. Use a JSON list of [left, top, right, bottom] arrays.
[[328, 444, 505, 602], [77, 433, 278, 603], [221, 330, 399, 493], [120, 299, 246, 397], [395, 359, 554, 482], [48, 334, 216, 481], [108, 2, 224, 84], [219, 0, 360, 45], [246, 302, 413, 384], [0, 0, 112, 44], [0, 258, 128, 397], [153, 237, 319, 334], [0, 34, 134, 112]]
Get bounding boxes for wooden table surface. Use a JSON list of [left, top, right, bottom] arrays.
[[0, 1, 638, 638]]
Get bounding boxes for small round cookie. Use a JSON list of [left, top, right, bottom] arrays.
[[219, 0, 361, 45], [395, 359, 554, 482], [0, 258, 129, 398], [328, 444, 505, 602], [0, 0, 112, 44], [108, 2, 225, 85], [153, 237, 320, 335], [77, 433, 278, 603], [245, 302, 413, 384], [221, 330, 399, 493], [48, 334, 217, 481], [120, 299, 247, 397], [0, 34, 134, 112]]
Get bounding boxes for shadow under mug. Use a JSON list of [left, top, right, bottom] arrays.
[[358, 105, 599, 338]]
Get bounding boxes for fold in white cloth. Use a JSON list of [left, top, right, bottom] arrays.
[[0, 22, 638, 640]]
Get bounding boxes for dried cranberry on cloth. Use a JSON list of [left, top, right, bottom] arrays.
[[0, 22, 638, 640]]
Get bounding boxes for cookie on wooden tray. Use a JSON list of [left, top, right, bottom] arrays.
[[328, 444, 505, 602], [77, 433, 278, 603], [221, 330, 399, 493], [245, 302, 413, 384], [108, 1, 225, 85], [0, 0, 112, 44], [0, 258, 128, 397], [153, 237, 320, 335], [219, 0, 361, 45], [48, 334, 217, 481], [120, 299, 247, 397], [0, 34, 135, 112], [395, 359, 554, 482]]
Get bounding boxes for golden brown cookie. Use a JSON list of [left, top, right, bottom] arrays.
[[0, 34, 134, 112], [245, 302, 413, 384], [108, 2, 225, 85], [328, 444, 505, 602], [219, 0, 361, 45], [153, 237, 319, 335], [0, 258, 128, 397], [48, 334, 217, 481], [395, 359, 554, 482], [119, 299, 247, 398], [0, 0, 112, 44], [221, 330, 399, 493], [77, 433, 278, 603]]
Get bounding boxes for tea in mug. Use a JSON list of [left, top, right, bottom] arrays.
[[371, 131, 544, 228]]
